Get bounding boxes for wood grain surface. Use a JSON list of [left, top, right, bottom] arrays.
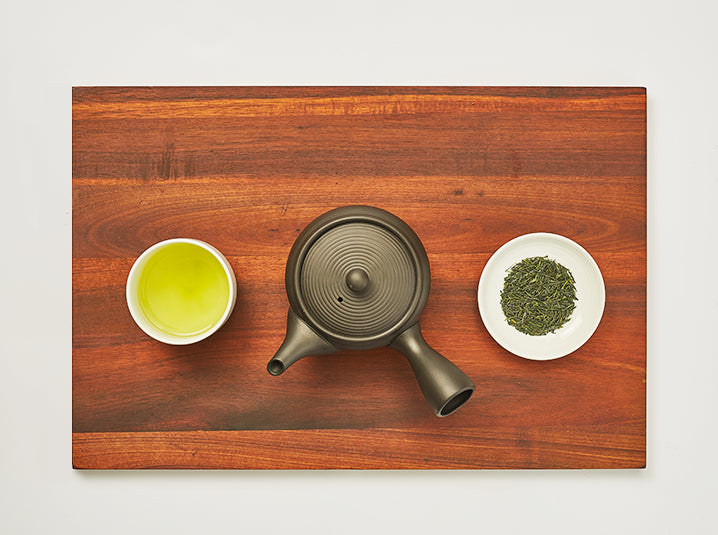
[[72, 87, 646, 469]]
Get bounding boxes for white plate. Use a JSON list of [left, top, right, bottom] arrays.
[[477, 233, 605, 360]]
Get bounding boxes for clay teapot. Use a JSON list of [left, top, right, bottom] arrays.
[[267, 205, 474, 417]]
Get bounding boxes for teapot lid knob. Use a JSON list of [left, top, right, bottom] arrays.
[[346, 268, 370, 293]]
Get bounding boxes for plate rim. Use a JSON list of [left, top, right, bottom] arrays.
[[477, 232, 606, 360]]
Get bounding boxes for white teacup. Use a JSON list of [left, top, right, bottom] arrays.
[[126, 239, 237, 344]]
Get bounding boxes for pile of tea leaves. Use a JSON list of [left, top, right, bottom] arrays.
[[500, 256, 577, 336]]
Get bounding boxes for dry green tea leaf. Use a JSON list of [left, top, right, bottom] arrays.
[[500, 256, 577, 336]]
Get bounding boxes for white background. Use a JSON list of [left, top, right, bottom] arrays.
[[2, 0, 717, 533]]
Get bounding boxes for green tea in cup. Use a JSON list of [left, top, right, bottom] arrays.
[[126, 239, 237, 344]]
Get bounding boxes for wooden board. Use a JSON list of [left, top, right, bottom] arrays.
[[72, 87, 646, 469]]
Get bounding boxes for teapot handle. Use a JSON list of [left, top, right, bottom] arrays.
[[390, 323, 474, 416]]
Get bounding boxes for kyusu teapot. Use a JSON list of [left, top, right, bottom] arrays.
[[267, 206, 474, 417]]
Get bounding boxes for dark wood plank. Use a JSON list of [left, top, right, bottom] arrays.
[[72, 87, 646, 468], [73, 424, 646, 469]]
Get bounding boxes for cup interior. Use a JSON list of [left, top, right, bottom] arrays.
[[126, 239, 237, 344]]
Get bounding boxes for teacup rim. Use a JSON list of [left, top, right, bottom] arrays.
[[126, 238, 237, 345]]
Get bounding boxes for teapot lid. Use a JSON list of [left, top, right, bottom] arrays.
[[285, 206, 431, 350]]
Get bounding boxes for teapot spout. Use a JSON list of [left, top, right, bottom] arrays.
[[267, 309, 337, 375]]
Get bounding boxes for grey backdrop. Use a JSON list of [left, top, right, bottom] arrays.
[[1, 0, 716, 533]]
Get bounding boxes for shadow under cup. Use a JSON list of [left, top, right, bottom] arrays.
[[126, 239, 237, 344]]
